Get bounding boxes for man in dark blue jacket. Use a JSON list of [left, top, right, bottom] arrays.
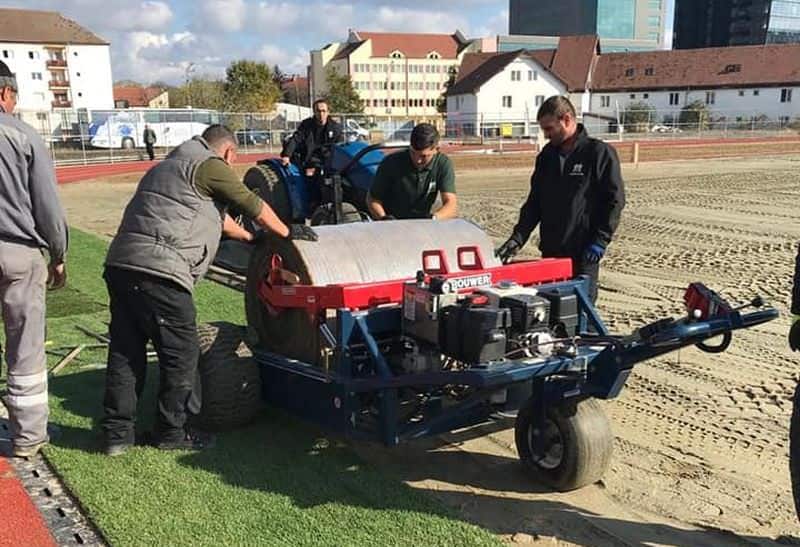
[[496, 96, 625, 302]]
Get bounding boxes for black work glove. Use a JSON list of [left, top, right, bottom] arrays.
[[790, 315, 800, 351], [378, 215, 396, 221], [495, 237, 522, 264], [287, 224, 318, 242]]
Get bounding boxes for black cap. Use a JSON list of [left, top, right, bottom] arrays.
[[0, 60, 17, 91]]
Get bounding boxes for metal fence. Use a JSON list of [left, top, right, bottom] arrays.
[[16, 108, 440, 167], [16, 107, 800, 167]]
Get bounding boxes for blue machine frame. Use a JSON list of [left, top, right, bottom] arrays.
[[254, 277, 777, 447]]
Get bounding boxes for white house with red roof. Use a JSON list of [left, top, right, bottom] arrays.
[[310, 30, 484, 116]]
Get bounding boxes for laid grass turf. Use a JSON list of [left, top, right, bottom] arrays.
[[10, 228, 499, 546]]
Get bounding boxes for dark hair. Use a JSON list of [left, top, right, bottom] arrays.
[[537, 95, 576, 121], [313, 98, 329, 111], [410, 123, 439, 150], [201, 124, 236, 147]]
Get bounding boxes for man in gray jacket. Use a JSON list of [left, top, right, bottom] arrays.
[[0, 61, 69, 458], [102, 124, 316, 455]]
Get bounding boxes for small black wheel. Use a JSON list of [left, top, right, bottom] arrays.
[[790, 382, 800, 520], [515, 397, 613, 491], [309, 202, 364, 226]]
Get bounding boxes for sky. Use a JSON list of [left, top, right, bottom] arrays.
[[4, 0, 674, 85]]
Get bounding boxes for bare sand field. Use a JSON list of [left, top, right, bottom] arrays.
[[59, 155, 800, 545]]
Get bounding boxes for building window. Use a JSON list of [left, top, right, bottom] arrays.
[[738, 90, 745, 96], [625, 68, 635, 77], [705, 91, 715, 105], [648, 0, 661, 7], [781, 88, 793, 103], [28, 51, 40, 59], [643, 93, 649, 99], [645, 67, 654, 76], [601, 95, 611, 107], [535, 95, 545, 106], [723, 64, 741, 73], [753, 89, 760, 96], [390, 51, 403, 59], [669, 92, 680, 105], [648, 15, 661, 27], [629, 93, 636, 99], [511, 70, 521, 81], [2, 50, 11, 59], [598, 0, 635, 39], [73, 51, 78, 56], [427, 52, 440, 59], [502, 95, 512, 108], [528, 70, 537, 81], [76, 72, 81, 77], [31, 72, 42, 80], [77, 92, 83, 97]]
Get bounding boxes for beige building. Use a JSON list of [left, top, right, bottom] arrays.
[[310, 30, 482, 116]]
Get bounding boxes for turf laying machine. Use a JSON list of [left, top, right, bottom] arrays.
[[205, 217, 778, 492]]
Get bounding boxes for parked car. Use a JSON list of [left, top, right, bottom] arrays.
[[650, 124, 683, 133], [236, 129, 270, 145]]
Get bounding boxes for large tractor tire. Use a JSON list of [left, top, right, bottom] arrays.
[[241, 163, 292, 226], [194, 322, 262, 431], [309, 202, 365, 226], [515, 397, 613, 491], [791, 383, 800, 520]]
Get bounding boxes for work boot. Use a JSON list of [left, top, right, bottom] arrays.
[[103, 431, 152, 457], [12, 439, 48, 459], [155, 428, 216, 452]]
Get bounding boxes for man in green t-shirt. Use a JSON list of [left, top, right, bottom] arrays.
[[367, 123, 457, 220]]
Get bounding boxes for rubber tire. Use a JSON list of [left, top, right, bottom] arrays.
[[121, 137, 135, 150], [515, 397, 613, 491], [195, 322, 262, 431], [791, 382, 800, 520], [309, 202, 364, 226], [242, 163, 292, 225]]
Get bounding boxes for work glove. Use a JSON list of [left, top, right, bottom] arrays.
[[495, 237, 522, 264], [583, 243, 606, 264], [287, 224, 319, 242], [378, 215, 396, 221], [790, 315, 800, 351]]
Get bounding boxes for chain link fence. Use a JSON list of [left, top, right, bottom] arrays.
[[15, 107, 800, 166]]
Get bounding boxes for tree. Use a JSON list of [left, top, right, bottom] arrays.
[[224, 60, 282, 112], [168, 77, 226, 110], [679, 100, 711, 131], [323, 66, 363, 114], [437, 65, 458, 114], [621, 101, 656, 132]]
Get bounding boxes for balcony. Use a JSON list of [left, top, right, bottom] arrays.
[[51, 99, 71, 108], [46, 59, 67, 68], [49, 80, 70, 89]]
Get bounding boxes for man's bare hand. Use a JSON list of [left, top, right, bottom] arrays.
[[48, 261, 67, 290]]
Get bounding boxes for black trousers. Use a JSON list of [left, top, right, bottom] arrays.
[[573, 258, 600, 303], [101, 267, 199, 444], [146, 143, 155, 161]]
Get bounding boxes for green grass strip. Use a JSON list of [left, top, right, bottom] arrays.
[[27, 228, 499, 547]]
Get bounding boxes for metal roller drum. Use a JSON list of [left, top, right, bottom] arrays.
[[245, 219, 500, 364]]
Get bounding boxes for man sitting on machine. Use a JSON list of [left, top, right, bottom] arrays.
[[366, 123, 458, 221], [280, 98, 344, 209]]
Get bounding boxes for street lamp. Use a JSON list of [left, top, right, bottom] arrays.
[[185, 62, 197, 107]]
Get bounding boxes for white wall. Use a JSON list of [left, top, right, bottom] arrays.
[[475, 57, 566, 121], [590, 86, 800, 123], [66, 44, 113, 110], [0, 41, 113, 112], [0, 43, 50, 111]]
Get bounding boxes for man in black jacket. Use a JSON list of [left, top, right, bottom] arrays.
[[280, 98, 343, 176], [496, 96, 625, 302]]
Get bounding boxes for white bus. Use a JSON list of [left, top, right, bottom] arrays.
[[89, 108, 219, 149]]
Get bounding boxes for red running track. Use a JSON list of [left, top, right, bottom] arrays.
[[0, 457, 56, 546], [54, 136, 800, 184]]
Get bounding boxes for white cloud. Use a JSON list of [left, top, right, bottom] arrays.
[[258, 44, 309, 73], [198, 0, 248, 32]]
